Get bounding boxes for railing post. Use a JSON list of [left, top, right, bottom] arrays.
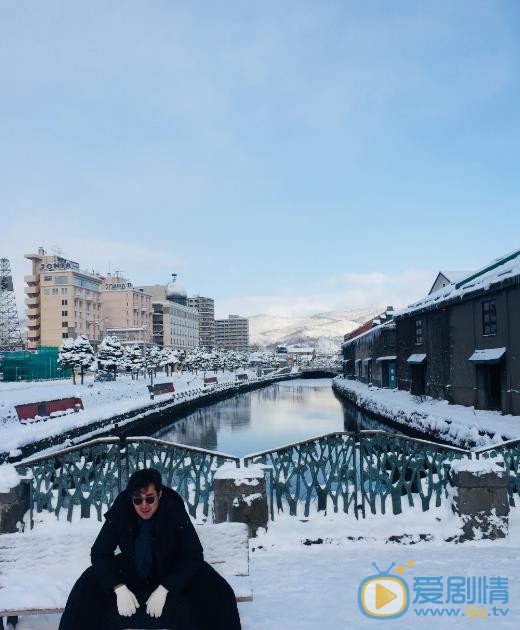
[[0, 477, 31, 534], [118, 436, 127, 493], [213, 463, 268, 537], [448, 456, 509, 541]]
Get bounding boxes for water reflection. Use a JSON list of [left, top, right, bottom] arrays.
[[153, 378, 407, 456], [340, 393, 407, 436]]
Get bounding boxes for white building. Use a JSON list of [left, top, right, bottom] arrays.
[[151, 279, 199, 350], [215, 314, 249, 351], [187, 295, 215, 348]]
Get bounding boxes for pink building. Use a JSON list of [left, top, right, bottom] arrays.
[[100, 275, 153, 344]]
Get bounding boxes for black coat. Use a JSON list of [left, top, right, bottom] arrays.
[[91, 486, 204, 597]]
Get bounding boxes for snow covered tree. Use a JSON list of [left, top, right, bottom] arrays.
[[58, 338, 78, 384], [74, 336, 96, 384], [58, 335, 95, 385], [160, 347, 180, 376], [125, 344, 144, 379], [97, 335, 124, 379], [145, 345, 162, 383]]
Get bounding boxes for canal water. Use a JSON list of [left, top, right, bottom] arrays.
[[152, 378, 407, 457]]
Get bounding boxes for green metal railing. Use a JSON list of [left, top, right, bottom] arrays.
[[16, 437, 239, 522], [244, 431, 468, 519], [356, 431, 466, 517], [18, 431, 509, 524]]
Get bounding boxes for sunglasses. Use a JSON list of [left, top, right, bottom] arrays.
[[132, 495, 158, 506]]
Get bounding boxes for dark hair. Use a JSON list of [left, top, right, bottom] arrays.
[[127, 468, 162, 495]]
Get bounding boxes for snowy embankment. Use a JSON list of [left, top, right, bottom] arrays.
[[0, 370, 270, 457], [7, 502, 520, 629], [333, 376, 520, 449]]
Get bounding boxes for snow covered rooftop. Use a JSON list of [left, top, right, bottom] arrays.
[[407, 353, 427, 364], [398, 249, 520, 318], [341, 320, 395, 350], [468, 347, 506, 364], [440, 270, 473, 283]]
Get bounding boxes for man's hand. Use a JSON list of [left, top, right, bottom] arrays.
[[114, 584, 139, 617], [146, 584, 168, 618]]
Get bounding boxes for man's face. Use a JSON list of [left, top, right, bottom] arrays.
[[132, 483, 162, 520]]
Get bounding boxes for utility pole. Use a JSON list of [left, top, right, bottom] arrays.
[[0, 258, 24, 352]]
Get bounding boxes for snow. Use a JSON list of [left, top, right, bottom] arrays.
[[286, 345, 314, 354], [407, 353, 427, 364], [0, 518, 250, 612], [242, 493, 263, 506], [450, 456, 505, 475], [0, 464, 23, 493], [375, 355, 397, 362], [5, 501, 520, 629], [0, 370, 263, 455], [249, 309, 381, 350], [214, 462, 264, 482], [333, 376, 520, 448], [469, 347, 507, 363]]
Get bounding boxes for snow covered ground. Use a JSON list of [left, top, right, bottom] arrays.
[[0, 371, 260, 456], [333, 376, 520, 449], [5, 503, 520, 629]]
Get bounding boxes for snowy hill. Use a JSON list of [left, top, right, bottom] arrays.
[[249, 308, 381, 353]]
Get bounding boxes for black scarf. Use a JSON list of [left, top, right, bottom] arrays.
[[134, 517, 154, 578]]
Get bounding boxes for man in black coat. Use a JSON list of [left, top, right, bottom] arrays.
[[59, 468, 242, 630]]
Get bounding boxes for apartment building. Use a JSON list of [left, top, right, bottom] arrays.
[[187, 296, 215, 348], [215, 314, 249, 351], [100, 274, 153, 344], [144, 278, 200, 350], [153, 301, 199, 350], [24, 248, 103, 350]]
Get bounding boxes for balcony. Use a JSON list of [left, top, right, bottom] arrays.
[[25, 286, 39, 298], [27, 331, 40, 341], [24, 274, 39, 285], [27, 320, 40, 330], [25, 296, 40, 307]]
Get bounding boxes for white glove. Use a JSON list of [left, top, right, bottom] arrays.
[[114, 584, 139, 617], [146, 584, 168, 618]]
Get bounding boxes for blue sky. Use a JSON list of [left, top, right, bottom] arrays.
[[2, 1, 519, 318]]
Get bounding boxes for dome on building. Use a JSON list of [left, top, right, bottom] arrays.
[[166, 280, 188, 306]]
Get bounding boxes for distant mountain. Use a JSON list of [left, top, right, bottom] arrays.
[[249, 308, 382, 354]]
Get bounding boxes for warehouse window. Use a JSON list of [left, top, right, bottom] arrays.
[[482, 300, 497, 336], [415, 319, 423, 344]]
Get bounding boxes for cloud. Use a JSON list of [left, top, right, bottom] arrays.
[[216, 269, 435, 318]]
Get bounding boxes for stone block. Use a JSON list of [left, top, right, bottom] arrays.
[[0, 481, 30, 534], [454, 486, 509, 517], [449, 465, 509, 542], [452, 470, 507, 488], [214, 466, 268, 537]]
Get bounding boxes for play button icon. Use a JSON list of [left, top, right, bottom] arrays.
[[376, 582, 398, 609], [359, 576, 409, 618]]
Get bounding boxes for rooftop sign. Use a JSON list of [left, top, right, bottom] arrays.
[[39, 257, 80, 272], [104, 281, 133, 290]]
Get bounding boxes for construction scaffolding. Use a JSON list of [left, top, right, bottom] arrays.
[[0, 257, 24, 352]]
